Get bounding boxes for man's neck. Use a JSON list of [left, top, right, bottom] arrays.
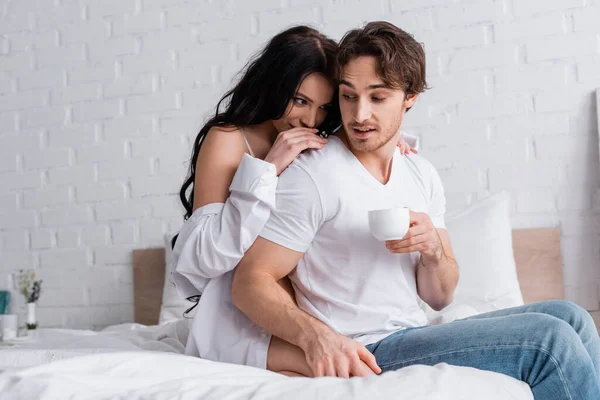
[[340, 129, 399, 185]]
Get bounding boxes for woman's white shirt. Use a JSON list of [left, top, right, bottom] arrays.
[[172, 153, 277, 299], [171, 153, 277, 368]]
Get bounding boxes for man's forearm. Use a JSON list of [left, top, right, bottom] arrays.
[[417, 249, 458, 311], [232, 270, 328, 351]]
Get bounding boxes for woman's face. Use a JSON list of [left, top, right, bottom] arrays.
[[272, 72, 335, 133]]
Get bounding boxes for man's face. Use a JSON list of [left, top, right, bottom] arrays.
[[339, 56, 417, 153]]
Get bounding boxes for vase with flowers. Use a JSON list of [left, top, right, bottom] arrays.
[[16, 270, 42, 331]]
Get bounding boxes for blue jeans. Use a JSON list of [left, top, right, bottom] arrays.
[[365, 300, 600, 400]]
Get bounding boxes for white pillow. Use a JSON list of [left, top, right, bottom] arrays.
[[422, 191, 524, 323], [159, 234, 196, 324]]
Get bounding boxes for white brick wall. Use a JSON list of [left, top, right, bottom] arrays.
[[0, 0, 599, 329]]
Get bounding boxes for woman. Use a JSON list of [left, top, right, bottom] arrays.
[[172, 26, 417, 377]]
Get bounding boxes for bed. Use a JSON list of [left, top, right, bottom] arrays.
[[0, 193, 565, 399]]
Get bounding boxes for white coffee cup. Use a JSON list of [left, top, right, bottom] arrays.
[[0, 314, 18, 341], [368, 207, 410, 241]]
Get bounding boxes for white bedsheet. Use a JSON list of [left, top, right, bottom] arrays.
[[0, 351, 533, 400], [0, 318, 190, 371], [0, 319, 533, 400]]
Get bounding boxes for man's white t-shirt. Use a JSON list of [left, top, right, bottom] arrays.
[[259, 134, 447, 345]]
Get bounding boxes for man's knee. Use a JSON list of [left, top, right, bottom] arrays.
[[544, 299, 585, 313], [526, 313, 579, 346], [542, 300, 593, 326]]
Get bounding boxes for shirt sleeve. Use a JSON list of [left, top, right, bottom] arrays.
[[259, 164, 324, 253], [428, 162, 446, 230], [171, 153, 278, 299]]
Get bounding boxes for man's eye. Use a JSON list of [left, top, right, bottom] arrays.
[[372, 97, 386, 102]]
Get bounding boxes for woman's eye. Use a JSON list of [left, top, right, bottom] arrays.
[[342, 94, 356, 100], [319, 104, 332, 111], [294, 97, 307, 105]]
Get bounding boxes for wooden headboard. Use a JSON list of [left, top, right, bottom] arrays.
[[512, 228, 563, 303], [132, 247, 166, 326], [132, 227, 564, 325]]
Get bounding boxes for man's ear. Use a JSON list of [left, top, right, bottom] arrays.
[[404, 93, 418, 109]]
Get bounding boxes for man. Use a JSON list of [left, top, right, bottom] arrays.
[[232, 21, 600, 399]]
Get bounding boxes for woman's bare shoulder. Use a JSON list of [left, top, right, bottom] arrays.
[[192, 125, 249, 209]]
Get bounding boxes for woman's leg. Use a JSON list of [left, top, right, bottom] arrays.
[[266, 277, 313, 377], [279, 371, 307, 377], [267, 335, 312, 377]]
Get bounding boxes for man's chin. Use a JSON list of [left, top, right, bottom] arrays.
[[347, 137, 376, 152], [347, 132, 400, 153]]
